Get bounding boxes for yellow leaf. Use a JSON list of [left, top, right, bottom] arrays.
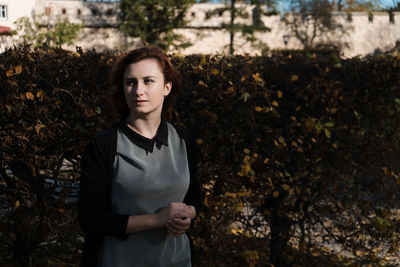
[[6, 69, 13, 77], [227, 86, 235, 94], [254, 106, 262, 112], [240, 76, 246, 82], [14, 65, 22, 74], [199, 54, 206, 67], [197, 138, 203, 145], [58, 208, 65, 214], [35, 120, 46, 136], [273, 191, 279, 198], [291, 75, 299, 81], [281, 184, 290, 191], [325, 128, 331, 139], [199, 212, 205, 220], [6, 65, 23, 77], [204, 198, 210, 208], [210, 68, 219, 75], [273, 140, 280, 147], [244, 148, 250, 155], [231, 228, 243, 236], [14, 200, 20, 209], [26, 92, 34, 101], [272, 100, 279, 107], [198, 80, 206, 87], [36, 90, 44, 100], [252, 73, 263, 83], [225, 192, 237, 198], [277, 90, 283, 98]]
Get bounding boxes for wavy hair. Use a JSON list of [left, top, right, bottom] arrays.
[[109, 46, 181, 120]]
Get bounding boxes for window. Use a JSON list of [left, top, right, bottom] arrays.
[[368, 12, 373, 22], [106, 9, 113, 16], [389, 11, 395, 24], [62, 8, 66, 15], [45, 7, 51, 15], [0, 5, 7, 20], [77, 9, 81, 16]]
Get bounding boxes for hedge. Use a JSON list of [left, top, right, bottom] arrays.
[[1, 46, 400, 266]]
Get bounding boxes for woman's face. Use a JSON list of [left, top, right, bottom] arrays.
[[123, 58, 171, 119]]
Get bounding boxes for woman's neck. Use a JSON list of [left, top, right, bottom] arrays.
[[125, 114, 161, 139]]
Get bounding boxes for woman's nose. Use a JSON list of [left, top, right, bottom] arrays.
[[135, 82, 144, 95]]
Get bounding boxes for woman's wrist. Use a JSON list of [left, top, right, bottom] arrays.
[[187, 205, 196, 220], [126, 213, 163, 234]]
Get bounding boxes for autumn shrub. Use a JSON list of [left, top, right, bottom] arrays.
[[1, 47, 400, 266]]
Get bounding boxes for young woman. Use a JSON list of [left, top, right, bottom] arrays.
[[77, 47, 201, 267]]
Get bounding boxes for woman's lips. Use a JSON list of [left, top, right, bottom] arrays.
[[135, 100, 148, 105]]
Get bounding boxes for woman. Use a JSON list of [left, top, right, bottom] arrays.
[[78, 47, 201, 267]]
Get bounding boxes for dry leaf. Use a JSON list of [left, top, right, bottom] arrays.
[[25, 92, 34, 101], [210, 69, 219, 75]]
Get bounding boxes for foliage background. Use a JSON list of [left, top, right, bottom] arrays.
[[1, 47, 400, 266]]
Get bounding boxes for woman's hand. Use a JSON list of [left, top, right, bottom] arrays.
[[156, 202, 196, 237], [156, 202, 190, 226], [167, 216, 191, 237]]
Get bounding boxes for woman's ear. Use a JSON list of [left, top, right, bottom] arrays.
[[164, 81, 172, 96]]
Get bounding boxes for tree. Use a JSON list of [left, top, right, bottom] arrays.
[[119, 0, 195, 51], [205, 0, 273, 55], [14, 17, 82, 48], [282, 0, 348, 50]]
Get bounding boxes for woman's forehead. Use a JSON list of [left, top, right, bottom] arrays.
[[124, 58, 163, 77]]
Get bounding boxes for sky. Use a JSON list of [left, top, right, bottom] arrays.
[[82, 0, 400, 11]]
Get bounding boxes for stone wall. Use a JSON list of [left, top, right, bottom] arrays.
[[1, 1, 400, 57]]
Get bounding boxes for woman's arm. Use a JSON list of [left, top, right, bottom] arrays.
[[125, 202, 193, 234], [78, 130, 130, 240]]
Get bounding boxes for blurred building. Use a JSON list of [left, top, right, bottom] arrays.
[[1, 0, 400, 57]]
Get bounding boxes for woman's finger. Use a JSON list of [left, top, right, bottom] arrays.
[[167, 220, 190, 232]]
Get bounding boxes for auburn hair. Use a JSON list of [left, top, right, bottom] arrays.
[[109, 46, 181, 120]]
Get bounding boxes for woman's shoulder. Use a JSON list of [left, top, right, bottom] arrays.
[[91, 121, 124, 142], [168, 123, 194, 141]]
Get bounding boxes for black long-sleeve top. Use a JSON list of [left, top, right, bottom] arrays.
[[77, 121, 201, 266]]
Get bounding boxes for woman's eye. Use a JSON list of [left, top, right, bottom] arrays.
[[144, 79, 154, 84], [126, 80, 136, 86]]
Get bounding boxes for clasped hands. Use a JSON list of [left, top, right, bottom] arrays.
[[157, 202, 194, 238]]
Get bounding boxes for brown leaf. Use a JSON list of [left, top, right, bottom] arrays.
[[25, 92, 34, 101], [35, 120, 46, 136], [6, 65, 23, 77]]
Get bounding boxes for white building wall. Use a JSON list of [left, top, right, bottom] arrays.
[[0, 0, 35, 29], [33, 0, 119, 26], [1, 1, 400, 58]]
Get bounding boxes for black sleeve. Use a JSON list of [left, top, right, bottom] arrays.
[[177, 127, 202, 218], [77, 129, 129, 240]]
